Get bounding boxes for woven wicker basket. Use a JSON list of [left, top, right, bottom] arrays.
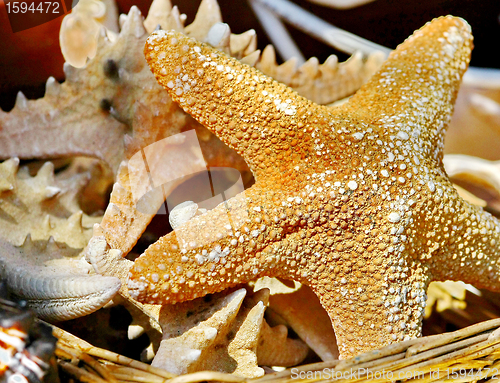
[[51, 317, 500, 383]]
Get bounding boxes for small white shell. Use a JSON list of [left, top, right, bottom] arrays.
[[169, 201, 204, 229]]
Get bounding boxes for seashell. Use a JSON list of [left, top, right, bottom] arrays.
[[169, 201, 207, 230], [0, 283, 58, 381]]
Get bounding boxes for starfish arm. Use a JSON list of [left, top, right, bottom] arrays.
[[342, 16, 472, 162], [0, 86, 125, 172], [127, 185, 311, 304], [0, 238, 121, 321], [415, 180, 500, 290], [273, 190, 432, 358], [311, 257, 430, 359], [144, 30, 329, 180]]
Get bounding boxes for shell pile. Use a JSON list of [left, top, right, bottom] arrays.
[[0, 0, 499, 379]]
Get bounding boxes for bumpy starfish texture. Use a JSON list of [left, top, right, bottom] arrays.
[[132, 16, 500, 358]]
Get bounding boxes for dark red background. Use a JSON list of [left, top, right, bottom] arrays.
[[4, 0, 67, 32]]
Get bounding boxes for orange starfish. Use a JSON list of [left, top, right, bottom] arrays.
[[129, 16, 500, 358]]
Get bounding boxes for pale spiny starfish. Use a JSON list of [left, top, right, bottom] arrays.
[[0, 158, 119, 321], [128, 16, 500, 358]]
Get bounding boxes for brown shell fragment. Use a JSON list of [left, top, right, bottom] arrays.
[[61, 157, 114, 215], [255, 278, 338, 361], [257, 320, 310, 367]]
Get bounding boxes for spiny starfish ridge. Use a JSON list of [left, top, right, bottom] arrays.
[[129, 17, 500, 358]]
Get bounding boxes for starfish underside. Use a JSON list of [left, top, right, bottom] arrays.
[[130, 16, 500, 358], [0, 237, 120, 321]]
